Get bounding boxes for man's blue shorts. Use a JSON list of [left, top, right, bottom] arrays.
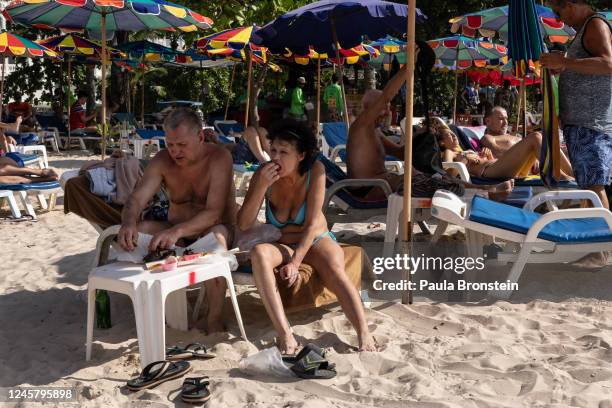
[[564, 125, 612, 188]]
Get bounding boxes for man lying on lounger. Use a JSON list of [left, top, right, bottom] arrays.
[[0, 155, 58, 184], [118, 107, 235, 333], [346, 66, 514, 201]]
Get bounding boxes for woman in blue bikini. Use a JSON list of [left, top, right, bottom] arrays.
[[237, 120, 376, 354]]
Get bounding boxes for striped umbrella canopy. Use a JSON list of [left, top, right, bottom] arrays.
[[194, 25, 271, 64], [450, 5, 575, 44], [284, 43, 380, 65], [508, 0, 544, 78], [428, 35, 507, 68], [2, 0, 212, 34], [3, 0, 213, 160], [368, 35, 405, 54], [38, 33, 124, 58], [118, 40, 185, 62], [0, 30, 58, 58]]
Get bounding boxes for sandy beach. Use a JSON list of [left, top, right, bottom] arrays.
[[1, 152, 611, 407]]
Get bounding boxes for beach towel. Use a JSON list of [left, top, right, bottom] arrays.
[[278, 244, 365, 313], [80, 152, 142, 205]]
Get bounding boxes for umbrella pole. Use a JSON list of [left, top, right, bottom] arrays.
[[141, 55, 145, 127], [522, 78, 527, 138], [101, 13, 108, 160], [245, 50, 253, 128], [224, 64, 236, 121], [516, 78, 525, 134], [67, 57, 72, 149], [316, 57, 321, 128], [452, 50, 459, 123], [401, 0, 417, 305], [331, 19, 350, 132], [0, 56, 5, 121]]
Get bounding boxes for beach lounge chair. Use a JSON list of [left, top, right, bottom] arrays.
[[213, 120, 244, 138], [431, 189, 612, 299], [0, 180, 60, 219], [320, 122, 403, 173], [319, 155, 433, 233]]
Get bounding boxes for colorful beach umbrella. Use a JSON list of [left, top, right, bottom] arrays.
[[369, 35, 405, 54], [38, 33, 124, 58], [0, 31, 58, 124], [450, 5, 575, 44], [284, 43, 380, 65], [4, 0, 213, 159], [428, 35, 507, 122]]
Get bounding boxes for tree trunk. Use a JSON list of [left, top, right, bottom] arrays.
[[111, 32, 130, 112], [85, 65, 96, 115], [248, 65, 269, 128], [364, 65, 376, 90]]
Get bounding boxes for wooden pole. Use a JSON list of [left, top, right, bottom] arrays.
[[101, 13, 108, 160], [316, 57, 321, 127], [0, 56, 5, 121], [515, 78, 525, 134], [522, 78, 527, 137], [67, 58, 72, 147], [224, 63, 236, 121], [452, 70, 458, 124], [140, 54, 145, 127], [245, 50, 253, 128], [401, 0, 417, 305], [331, 18, 350, 132]]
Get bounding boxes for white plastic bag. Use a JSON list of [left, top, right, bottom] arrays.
[[238, 347, 295, 378], [234, 224, 282, 252]]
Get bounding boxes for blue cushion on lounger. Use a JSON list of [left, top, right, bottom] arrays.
[[135, 129, 165, 139], [469, 195, 612, 243], [502, 186, 533, 208], [470, 175, 578, 189], [321, 122, 398, 163], [0, 181, 60, 191]]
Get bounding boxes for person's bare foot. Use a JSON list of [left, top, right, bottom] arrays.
[[487, 179, 514, 202], [40, 168, 59, 180], [571, 251, 609, 270], [358, 331, 378, 352], [278, 333, 300, 356]]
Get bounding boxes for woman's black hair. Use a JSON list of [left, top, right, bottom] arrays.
[[267, 119, 318, 175]]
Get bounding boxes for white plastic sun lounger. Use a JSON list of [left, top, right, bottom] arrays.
[[431, 190, 612, 299]]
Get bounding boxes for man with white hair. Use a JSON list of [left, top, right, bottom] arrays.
[[118, 107, 235, 333]]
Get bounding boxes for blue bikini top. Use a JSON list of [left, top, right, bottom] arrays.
[[266, 170, 311, 228]]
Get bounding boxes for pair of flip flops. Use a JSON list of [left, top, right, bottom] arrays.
[[127, 360, 192, 391], [282, 343, 337, 379], [166, 343, 216, 361], [126, 361, 211, 403]]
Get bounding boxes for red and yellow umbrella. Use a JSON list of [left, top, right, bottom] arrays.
[[284, 43, 380, 65], [0, 31, 58, 121], [38, 33, 124, 59]]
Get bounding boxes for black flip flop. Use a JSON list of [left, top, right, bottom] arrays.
[[166, 343, 216, 360], [127, 360, 191, 391], [282, 343, 327, 364], [283, 345, 336, 380], [181, 377, 211, 404]]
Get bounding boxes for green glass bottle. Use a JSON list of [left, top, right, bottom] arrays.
[[95, 290, 112, 329]]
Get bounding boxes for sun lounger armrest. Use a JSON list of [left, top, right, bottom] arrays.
[[524, 208, 612, 242], [323, 179, 392, 209], [93, 225, 122, 268], [523, 190, 604, 211], [385, 161, 404, 173], [329, 144, 346, 162], [442, 161, 470, 182]]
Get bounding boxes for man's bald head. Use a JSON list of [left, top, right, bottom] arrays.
[[362, 89, 383, 110]]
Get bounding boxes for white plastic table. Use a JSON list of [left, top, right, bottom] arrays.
[[86, 258, 247, 368]]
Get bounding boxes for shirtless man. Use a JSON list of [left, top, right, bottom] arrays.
[[346, 66, 407, 198], [346, 67, 513, 200], [482, 106, 537, 158], [118, 108, 235, 333]]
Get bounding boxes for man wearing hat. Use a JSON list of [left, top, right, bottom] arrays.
[[288, 76, 306, 121]]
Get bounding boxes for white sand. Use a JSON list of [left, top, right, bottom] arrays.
[[1, 152, 611, 407]]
